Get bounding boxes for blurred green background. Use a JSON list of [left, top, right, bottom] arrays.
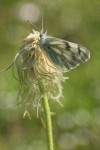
[[0, 0, 100, 150]]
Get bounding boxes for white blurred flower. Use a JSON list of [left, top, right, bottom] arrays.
[[15, 3, 41, 23]]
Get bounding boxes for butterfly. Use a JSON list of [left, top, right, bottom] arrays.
[[39, 31, 90, 72]]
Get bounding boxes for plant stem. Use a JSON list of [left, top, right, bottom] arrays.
[[39, 81, 54, 150]]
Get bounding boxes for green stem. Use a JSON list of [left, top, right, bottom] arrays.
[[39, 81, 54, 150]]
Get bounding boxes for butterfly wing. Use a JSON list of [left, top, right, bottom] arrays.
[[40, 35, 90, 72]]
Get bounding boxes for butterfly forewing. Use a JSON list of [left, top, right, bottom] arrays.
[[40, 35, 90, 72]]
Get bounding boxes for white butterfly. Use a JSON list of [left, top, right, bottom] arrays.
[[39, 31, 90, 72]]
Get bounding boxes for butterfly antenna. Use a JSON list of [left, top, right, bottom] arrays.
[[45, 29, 48, 35], [27, 20, 40, 31], [41, 17, 44, 32]]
